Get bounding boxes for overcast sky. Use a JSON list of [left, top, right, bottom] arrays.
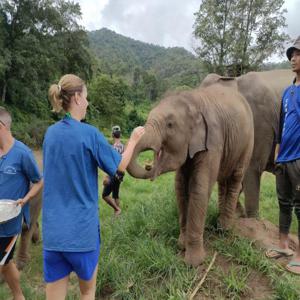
[[77, 0, 299, 55]]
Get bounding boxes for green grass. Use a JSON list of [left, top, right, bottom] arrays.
[[1, 155, 300, 299]]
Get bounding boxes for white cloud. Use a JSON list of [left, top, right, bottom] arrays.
[[76, 0, 109, 31], [77, 0, 298, 54], [284, 0, 299, 39]]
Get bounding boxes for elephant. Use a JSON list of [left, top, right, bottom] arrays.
[[16, 191, 41, 269], [127, 84, 254, 266], [16, 151, 42, 269], [200, 69, 294, 217]]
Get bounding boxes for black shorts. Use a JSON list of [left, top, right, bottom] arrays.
[[102, 176, 121, 199], [0, 236, 18, 265]]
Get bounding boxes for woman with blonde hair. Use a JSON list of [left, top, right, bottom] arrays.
[[43, 74, 144, 300]]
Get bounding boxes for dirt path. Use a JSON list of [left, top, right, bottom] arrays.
[[234, 217, 298, 250]]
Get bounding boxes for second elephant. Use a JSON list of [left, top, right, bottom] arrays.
[[201, 69, 294, 217]]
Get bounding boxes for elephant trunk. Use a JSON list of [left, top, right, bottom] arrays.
[[127, 124, 161, 179]]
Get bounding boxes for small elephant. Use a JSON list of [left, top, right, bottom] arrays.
[[127, 84, 254, 266], [16, 192, 41, 269], [200, 69, 294, 217]]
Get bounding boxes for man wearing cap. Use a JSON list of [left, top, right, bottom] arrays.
[[102, 126, 125, 215], [0, 107, 43, 299], [265, 36, 300, 275]]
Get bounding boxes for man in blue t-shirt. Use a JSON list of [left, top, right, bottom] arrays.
[[0, 107, 43, 300], [266, 37, 300, 275]]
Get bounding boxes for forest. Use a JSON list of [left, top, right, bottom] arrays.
[[0, 0, 290, 145]]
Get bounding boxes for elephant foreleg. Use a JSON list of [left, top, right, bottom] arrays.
[[175, 168, 189, 250], [243, 167, 261, 218], [17, 224, 32, 270], [17, 195, 42, 270], [184, 158, 218, 267]]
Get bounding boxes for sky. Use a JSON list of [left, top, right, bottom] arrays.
[[77, 0, 299, 56]]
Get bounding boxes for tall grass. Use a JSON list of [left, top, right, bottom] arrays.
[[0, 154, 299, 299]]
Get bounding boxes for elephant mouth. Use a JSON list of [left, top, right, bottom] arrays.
[[144, 147, 164, 180]]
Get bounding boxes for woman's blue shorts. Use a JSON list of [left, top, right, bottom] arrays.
[[43, 241, 100, 283]]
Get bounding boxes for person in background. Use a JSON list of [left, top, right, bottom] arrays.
[[102, 125, 124, 215], [266, 36, 300, 275], [0, 107, 43, 300], [43, 74, 144, 300]]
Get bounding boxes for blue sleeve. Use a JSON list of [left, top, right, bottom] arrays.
[[22, 150, 42, 183], [294, 88, 300, 122], [93, 131, 122, 177]]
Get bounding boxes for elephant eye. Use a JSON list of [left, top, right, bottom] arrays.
[[167, 121, 173, 128]]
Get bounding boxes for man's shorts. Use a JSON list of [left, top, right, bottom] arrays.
[[102, 176, 121, 199], [43, 240, 100, 283], [0, 236, 18, 265]]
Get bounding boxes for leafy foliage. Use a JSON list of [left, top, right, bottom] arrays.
[[0, 0, 92, 117], [193, 0, 290, 75], [88, 28, 204, 93], [88, 74, 130, 128]]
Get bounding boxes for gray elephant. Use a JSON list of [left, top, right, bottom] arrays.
[[127, 84, 254, 266], [16, 152, 42, 269], [200, 69, 294, 217], [16, 192, 41, 269]]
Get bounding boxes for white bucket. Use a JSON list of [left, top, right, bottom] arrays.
[[0, 200, 22, 223]]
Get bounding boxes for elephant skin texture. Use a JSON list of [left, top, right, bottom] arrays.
[[200, 69, 294, 217], [127, 84, 254, 266], [16, 151, 42, 270]]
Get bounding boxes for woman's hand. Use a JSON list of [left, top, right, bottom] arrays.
[[15, 198, 26, 207], [130, 126, 145, 144]]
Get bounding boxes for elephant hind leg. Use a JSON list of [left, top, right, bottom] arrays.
[[243, 167, 261, 218], [219, 169, 243, 230], [218, 181, 227, 225], [31, 222, 40, 244]]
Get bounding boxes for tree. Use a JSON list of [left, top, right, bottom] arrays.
[[193, 0, 289, 76], [88, 74, 130, 128], [0, 0, 92, 117]]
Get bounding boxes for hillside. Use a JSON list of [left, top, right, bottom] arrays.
[[88, 28, 203, 88]]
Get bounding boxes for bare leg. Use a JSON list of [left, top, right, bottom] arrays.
[[1, 260, 25, 300], [46, 275, 69, 300], [102, 196, 121, 215], [79, 264, 98, 300], [114, 198, 121, 216], [279, 232, 290, 250]]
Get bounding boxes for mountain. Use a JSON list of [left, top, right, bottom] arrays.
[[88, 28, 203, 88]]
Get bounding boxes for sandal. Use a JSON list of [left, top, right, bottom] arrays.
[[286, 261, 300, 275], [265, 248, 294, 259]]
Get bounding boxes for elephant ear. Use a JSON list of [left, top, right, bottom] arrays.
[[188, 113, 209, 159]]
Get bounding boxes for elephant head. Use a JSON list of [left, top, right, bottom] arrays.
[[127, 91, 215, 179]]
